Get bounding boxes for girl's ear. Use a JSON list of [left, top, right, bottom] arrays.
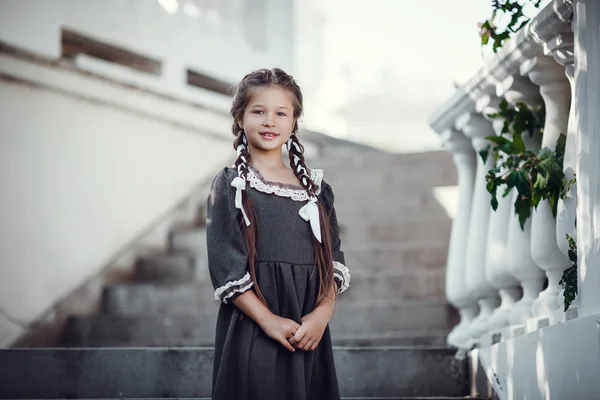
[[237, 118, 243, 130]]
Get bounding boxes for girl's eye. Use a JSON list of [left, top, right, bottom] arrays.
[[252, 110, 264, 114], [277, 112, 287, 117]]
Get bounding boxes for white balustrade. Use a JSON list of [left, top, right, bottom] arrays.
[[456, 112, 500, 344], [498, 76, 547, 329], [440, 128, 478, 348], [574, 0, 600, 318], [520, 54, 572, 324], [479, 92, 522, 335], [428, 0, 600, 357], [547, 32, 579, 322]]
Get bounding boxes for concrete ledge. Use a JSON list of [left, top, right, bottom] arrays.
[[0, 347, 468, 398], [474, 313, 600, 399]]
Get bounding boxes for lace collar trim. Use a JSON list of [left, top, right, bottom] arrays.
[[246, 165, 323, 201]]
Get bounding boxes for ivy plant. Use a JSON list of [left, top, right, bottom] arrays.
[[479, 0, 543, 53], [559, 233, 577, 311], [482, 134, 566, 229], [479, 97, 560, 230]]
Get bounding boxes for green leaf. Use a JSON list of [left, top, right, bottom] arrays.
[[481, 31, 490, 45], [480, 148, 490, 164], [511, 132, 526, 153], [534, 171, 548, 190], [561, 176, 577, 200], [555, 133, 567, 162], [491, 195, 499, 211], [486, 136, 511, 146], [514, 169, 530, 197], [515, 197, 531, 230]]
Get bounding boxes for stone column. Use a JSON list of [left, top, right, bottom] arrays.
[[520, 54, 572, 324], [440, 128, 478, 348], [574, 0, 600, 318], [480, 91, 522, 336], [455, 112, 500, 345], [501, 76, 546, 331], [548, 32, 579, 322]]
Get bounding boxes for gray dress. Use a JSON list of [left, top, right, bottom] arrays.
[[206, 166, 350, 400]]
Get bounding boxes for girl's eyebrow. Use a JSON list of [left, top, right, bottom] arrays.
[[248, 104, 291, 111]]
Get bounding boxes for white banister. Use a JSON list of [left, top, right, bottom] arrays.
[[456, 112, 500, 345], [548, 31, 579, 322], [574, 0, 600, 318], [520, 54, 572, 326], [479, 90, 522, 337], [500, 76, 547, 333], [440, 128, 478, 348]]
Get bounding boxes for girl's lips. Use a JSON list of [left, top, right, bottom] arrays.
[[259, 132, 279, 140]]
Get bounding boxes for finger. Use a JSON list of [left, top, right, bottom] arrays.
[[298, 335, 311, 349], [288, 331, 299, 345], [291, 327, 306, 345], [310, 340, 319, 351], [279, 336, 295, 352], [303, 339, 315, 351]]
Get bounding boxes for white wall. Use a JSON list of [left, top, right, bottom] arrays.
[[0, 0, 295, 84], [0, 63, 235, 346]]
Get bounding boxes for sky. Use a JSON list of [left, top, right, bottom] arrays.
[[298, 0, 546, 153]]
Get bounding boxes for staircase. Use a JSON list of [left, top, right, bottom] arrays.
[[0, 135, 486, 399]]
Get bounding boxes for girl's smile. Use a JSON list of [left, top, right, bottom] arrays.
[[259, 130, 280, 140]]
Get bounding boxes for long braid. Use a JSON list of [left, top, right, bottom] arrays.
[[287, 133, 335, 304], [232, 130, 267, 305]]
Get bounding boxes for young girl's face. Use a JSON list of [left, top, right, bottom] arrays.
[[238, 85, 296, 154]]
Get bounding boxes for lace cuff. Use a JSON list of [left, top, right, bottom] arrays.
[[333, 261, 350, 294], [214, 272, 254, 304]]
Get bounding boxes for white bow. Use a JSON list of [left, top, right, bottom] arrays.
[[299, 197, 322, 243], [231, 176, 251, 226]]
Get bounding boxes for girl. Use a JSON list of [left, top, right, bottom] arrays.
[[206, 68, 351, 400]]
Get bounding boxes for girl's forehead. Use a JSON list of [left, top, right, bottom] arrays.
[[247, 85, 295, 108]]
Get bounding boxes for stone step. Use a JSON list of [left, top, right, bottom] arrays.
[[34, 398, 483, 400], [133, 252, 196, 282], [316, 150, 454, 170], [102, 277, 449, 317], [331, 185, 447, 205], [61, 314, 215, 347], [332, 328, 449, 347], [167, 228, 209, 281], [325, 165, 457, 189], [0, 347, 468, 398], [63, 301, 453, 347], [101, 283, 216, 315], [338, 221, 451, 246], [335, 201, 452, 224], [343, 245, 448, 271], [342, 271, 447, 301], [330, 300, 456, 334]]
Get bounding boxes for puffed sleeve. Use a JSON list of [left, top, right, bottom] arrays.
[[319, 179, 351, 294], [206, 168, 253, 303]]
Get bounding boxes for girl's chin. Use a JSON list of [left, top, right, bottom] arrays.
[[249, 139, 285, 151]]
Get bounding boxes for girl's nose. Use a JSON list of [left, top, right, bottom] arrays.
[[262, 115, 275, 126]]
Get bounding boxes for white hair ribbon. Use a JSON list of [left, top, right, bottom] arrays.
[[231, 176, 251, 226], [292, 155, 300, 166], [298, 197, 321, 243]]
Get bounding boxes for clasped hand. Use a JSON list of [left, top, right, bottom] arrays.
[[259, 309, 330, 352]]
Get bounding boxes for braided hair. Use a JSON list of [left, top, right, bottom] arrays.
[[287, 133, 335, 304], [229, 68, 335, 307]]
